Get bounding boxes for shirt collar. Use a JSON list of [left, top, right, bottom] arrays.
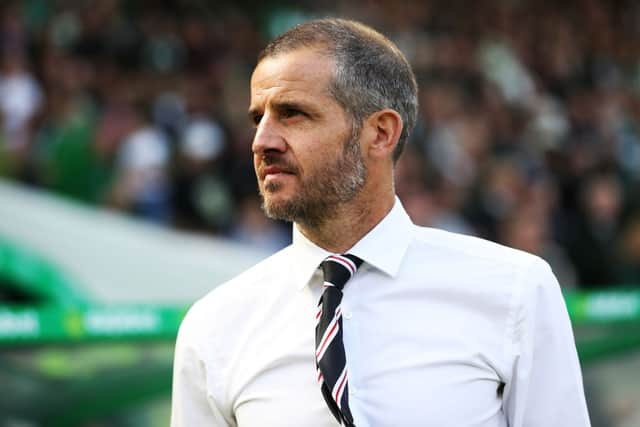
[[291, 196, 414, 290]]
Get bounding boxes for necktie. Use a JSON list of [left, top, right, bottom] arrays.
[[315, 254, 363, 426]]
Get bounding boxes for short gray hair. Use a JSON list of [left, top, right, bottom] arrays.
[[258, 18, 418, 163]]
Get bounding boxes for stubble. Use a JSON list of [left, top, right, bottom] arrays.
[[258, 135, 367, 228]]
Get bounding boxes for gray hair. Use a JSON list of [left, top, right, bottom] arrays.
[[258, 18, 418, 163]]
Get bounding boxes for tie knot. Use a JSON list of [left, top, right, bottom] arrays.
[[321, 254, 363, 290]]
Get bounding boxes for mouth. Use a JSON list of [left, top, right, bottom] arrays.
[[258, 162, 297, 181], [263, 165, 288, 177]]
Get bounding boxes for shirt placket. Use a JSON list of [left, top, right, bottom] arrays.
[[340, 272, 365, 425]]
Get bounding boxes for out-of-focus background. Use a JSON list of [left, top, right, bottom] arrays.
[[0, 0, 639, 425]]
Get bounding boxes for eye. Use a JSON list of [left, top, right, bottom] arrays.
[[251, 114, 263, 126], [282, 108, 303, 119]]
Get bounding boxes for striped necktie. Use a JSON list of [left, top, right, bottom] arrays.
[[315, 254, 363, 426]]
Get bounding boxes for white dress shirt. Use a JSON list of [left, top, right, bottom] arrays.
[[171, 198, 590, 427]]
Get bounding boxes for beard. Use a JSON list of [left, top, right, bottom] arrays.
[[257, 133, 367, 228]]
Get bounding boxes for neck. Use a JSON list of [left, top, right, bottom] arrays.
[[296, 185, 395, 254]]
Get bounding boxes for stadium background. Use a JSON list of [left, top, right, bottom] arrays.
[[0, 0, 639, 425]]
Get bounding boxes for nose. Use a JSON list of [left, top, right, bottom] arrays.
[[252, 113, 287, 155]]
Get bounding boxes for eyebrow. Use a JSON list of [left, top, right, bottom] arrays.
[[275, 100, 311, 115], [248, 99, 315, 122]]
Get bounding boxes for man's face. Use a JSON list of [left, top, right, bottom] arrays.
[[249, 48, 367, 227]]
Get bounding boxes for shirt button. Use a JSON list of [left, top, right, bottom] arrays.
[[344, 312, 353, 320], [350, 386, 357, 395]]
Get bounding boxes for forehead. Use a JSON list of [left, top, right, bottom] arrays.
[[250, 48, 335, 103]]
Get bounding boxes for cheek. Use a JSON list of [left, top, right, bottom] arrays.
[[298, 135, 341, 163], [290, 122, 351, 174], [295, 147, 325, 178]]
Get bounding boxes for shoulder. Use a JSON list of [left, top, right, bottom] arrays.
[[405, 225, 558, 307], [410, 227, 563, 329], [410, 225, 542, 270]]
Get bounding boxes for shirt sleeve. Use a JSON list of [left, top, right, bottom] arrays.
[[503, 258, 591, 427], [171, 304, 233, 427]]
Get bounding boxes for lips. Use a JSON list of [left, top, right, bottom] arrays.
[[257, 159, 298, 181], [262, 165, 288, 177]]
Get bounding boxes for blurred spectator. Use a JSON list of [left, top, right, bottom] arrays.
[[33, 84, 101, 202], [0, 0, 42, 178], [566, 170, 624, 287], [499, 206, 577, 288], [172, 116, 234, 232], [0, 52, 42, 153], [464, 156, 530, 241], [617, 214, 640, 286], [109, 104, 171, 223], [396, 147, 475, 236]]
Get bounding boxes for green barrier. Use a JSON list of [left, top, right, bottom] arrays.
[[0, 292, 639, 347], [0, 238, 87, 305], [0, 304, 189, 345], [1, 291, 639, 364], [565, 290, 640, 325]]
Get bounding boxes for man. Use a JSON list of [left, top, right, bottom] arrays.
[[171, 18, 590, 426]]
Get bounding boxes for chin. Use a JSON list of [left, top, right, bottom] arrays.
[[262, 181, 295, 202], [260, 189, 302, 222], [262, 199, 294, 222]]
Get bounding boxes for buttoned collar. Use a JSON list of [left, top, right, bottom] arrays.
[[291, 196, 414, 290]]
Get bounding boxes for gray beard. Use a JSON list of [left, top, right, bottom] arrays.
[[259, 136, 367, 228]]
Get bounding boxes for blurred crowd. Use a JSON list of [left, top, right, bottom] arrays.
[[2, 0, 640, 288]]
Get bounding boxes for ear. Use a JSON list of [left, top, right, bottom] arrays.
[[364, 109, 403, 161]]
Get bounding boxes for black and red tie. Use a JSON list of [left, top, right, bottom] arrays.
[[315, 254, 363, 426]]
